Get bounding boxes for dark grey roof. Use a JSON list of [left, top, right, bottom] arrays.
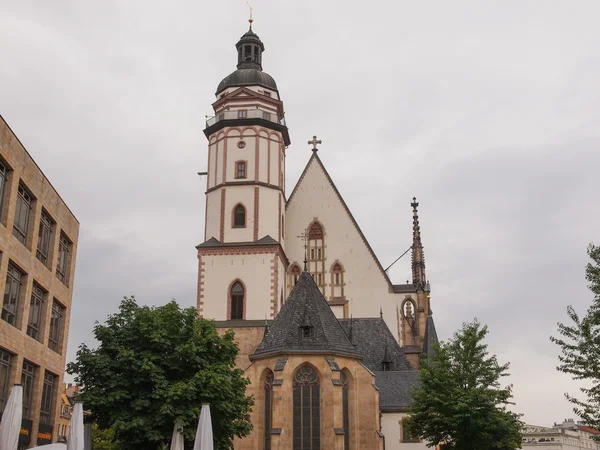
[[422, 314, 439, 357], [196, 235, 279, 248], [216, 68, 278, 95], [375, 371, 419, 412], [339, 318, 413, 372], [392, 283, 417, 293], [250, 272, 361, 360]]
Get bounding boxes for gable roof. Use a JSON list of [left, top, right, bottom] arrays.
[[250, 271, 361, 360], [286, 153, 395, 289], [375, 370, 419, 412], [338, 318, 413, 372], [196, 235, 280, 248]]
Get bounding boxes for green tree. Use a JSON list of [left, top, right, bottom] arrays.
[[67, 297, 253, 450], [91, 422, 123, 450], [551, 243, 600, 433], [405, 319, 523, 450]]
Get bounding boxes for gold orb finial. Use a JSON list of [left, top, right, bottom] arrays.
[[426, 295, 431, 299], [246, 2, 253, 26]]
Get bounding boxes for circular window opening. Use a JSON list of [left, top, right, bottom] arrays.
[[238, 141, 246, 149]]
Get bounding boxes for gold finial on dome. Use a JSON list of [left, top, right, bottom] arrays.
[[246, 2, 254, 26]]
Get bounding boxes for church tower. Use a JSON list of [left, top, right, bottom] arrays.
[[197, 20, 290, 321]]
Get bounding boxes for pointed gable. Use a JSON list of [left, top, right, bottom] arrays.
[[286, 153, 394, 289], [250, 271, 360, 360]]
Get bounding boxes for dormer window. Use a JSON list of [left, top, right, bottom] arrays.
[[382, 361, 392, 371], [301, 325, 313, 339]]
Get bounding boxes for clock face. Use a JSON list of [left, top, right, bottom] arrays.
[[238, 141, 246, 149]]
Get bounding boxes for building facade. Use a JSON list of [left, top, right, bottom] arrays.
[[0, 114, 79, 448], [522, 420, 600, 450], [197, 20, 439, 450]]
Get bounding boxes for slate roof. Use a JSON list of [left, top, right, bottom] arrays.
[[375, 371, 420, 412], [216, 68, 278, 95], [422, 313, 439, 358], [250, 272, 361, 360], [338, 318, 413, 372], [196, 235, 279, 248]]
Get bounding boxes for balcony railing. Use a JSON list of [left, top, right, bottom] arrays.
[[206, 109, 286, 128]]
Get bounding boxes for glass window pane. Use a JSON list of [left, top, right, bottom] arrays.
[[2, 265, 22, 326], [0, 349, 11, 413], [48, 301, 64, 353], [40, 371, 56, 424], [22, 361, 35, 419]]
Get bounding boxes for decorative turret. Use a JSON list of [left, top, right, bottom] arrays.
[[411, 197, 427, 290]]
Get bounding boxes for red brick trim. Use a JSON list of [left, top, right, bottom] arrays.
[[270, 253, 279, 318], [267, 135, 271, 185], [234, 160, 248, 179], [278, 195, 282, 241], [222, 132, 228, 183], [227, 278, 247, 320], [219, 189, 226, 241], [253, 188, 259, 241], [255, 133, 260, 182], [278, 141, 282, 189], [232, 202, 248, 229], [197, 254, 205, 317]]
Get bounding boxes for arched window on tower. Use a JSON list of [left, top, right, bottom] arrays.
[[330, 261, 345, 300], [233, 204, 246, 228], [293, 365, 320, 450], [230, 281, 244, 320], [264, 370, 274, 450], [288, 264, 302, 292], [307, 221, 325, 292]]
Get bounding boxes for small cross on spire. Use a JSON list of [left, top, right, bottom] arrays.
[[307, 135, 322, 152], [297, 229, 309, 271]]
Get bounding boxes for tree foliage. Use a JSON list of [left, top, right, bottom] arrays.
[[91, 422, 123, 450], [67, 297, 253, 450], [551, 243, 600, 433], [405, 319, 523, 450]]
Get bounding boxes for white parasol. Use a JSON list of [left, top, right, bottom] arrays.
[[66, 403, 84, 450], [0, 384, 23, 450], [170, 419, 184, 450], [192, 404, 213, 450]]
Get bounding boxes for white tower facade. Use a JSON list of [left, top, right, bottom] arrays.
[[197, 24, 290, 321]]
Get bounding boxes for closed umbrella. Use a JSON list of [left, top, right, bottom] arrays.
[[192, 404, 213, 450], [0, 384, 23, 450], [66, 403, 84, 450], [170, 419, 184, 450]]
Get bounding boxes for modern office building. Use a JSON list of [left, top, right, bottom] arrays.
[[0, 114, 79, 448]]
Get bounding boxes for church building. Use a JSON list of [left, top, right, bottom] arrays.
[[196, 19, 438, 450]]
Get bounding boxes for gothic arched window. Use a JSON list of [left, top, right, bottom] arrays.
[[330, 261, 345, 300], [307, 221, 325, 292], [264, 370, 274, 450], [230, 281, 244, 320], [341, 370, 351, 450], [293, 365, 320, 450], [233, 204, 246, 228]]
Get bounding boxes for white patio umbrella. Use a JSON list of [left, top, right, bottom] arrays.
[[32, 444, 66, 449], [192, 404, 213, 450], [0, 384, 23, 450], [170, 419, 184, 450], [66, 403, 84, 450]]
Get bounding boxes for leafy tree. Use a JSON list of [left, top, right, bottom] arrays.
[[551, 243, 600, 433], [405, 319, 523, 450], [91, 422, 123, 450], [67, 297, 253, 450]]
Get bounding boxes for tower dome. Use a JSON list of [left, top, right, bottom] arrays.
[[216, 26, 278, 95]]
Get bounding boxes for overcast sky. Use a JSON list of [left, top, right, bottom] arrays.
[[1, 0, 599, 428]]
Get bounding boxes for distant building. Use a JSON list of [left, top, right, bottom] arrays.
[[0, 114, 79, 448], [522, 419, 600, 450]]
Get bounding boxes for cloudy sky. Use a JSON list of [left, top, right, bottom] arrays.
[[1, 0, 599, 427]]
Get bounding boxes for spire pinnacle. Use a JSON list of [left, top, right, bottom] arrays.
[[246, 2, 253, 28], [411, 197, 427, 288]]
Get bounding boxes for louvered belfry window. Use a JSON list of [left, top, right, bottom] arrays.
[[293, 366, 320, 450]]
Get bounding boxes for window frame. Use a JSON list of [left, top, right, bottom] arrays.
[[56, 233, 71, 285], [36, 211, 54, 266], [293, 365, 320, 450], [27, 283, 45, 340], [40, 371, 57, 425], [0, 349, 12, 414], [235, 161, 247, 179], [264, 370, 274, 450], [48, 300, 65, 353], [22, 360, 36, 419], [262, 111, 271, 121], [229, 281, 245, 320], [0, 160, 8, 223], [238, 109, 248, 119], [2, 263, 23, 326], [13, 183, 32, 245]]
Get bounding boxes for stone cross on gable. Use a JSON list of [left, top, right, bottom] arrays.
[[307, 135, 322, 152], [297, 230, 309, 271]]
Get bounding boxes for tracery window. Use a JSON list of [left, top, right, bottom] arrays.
[[264, 370, 274, 450], [293, 365, 320, 450], [341, 370, 350, 450], [307, 221, 325, 294], [233, 204, 246, 228], [230, 281, 244, 320], [330, 262, 345, 300]]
